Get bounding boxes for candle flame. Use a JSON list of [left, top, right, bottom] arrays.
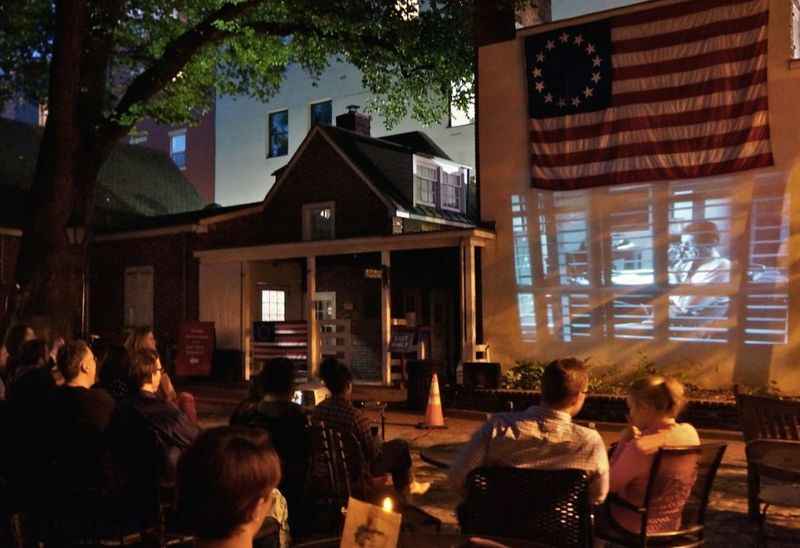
[[382, 497, 394, 513]]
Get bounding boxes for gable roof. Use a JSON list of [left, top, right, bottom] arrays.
[[379, 131, 452, 160], [0, 118, 205, 230]]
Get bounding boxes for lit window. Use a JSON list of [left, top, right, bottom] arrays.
[[130, 131, 148, 145], [414, 162, 438, 207], [261, 289, 286, 322], [268, 110, 289, 157], [170, 131, 186, 168], [449, 80, 475, 128], [303, 202, 335, 241], [310, 100, 332, 127]]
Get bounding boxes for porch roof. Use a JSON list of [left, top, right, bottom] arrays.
[[193, 227, 495, 264]]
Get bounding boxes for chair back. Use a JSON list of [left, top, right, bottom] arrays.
[[734, 391, 800, 442], [640, 443, 726, 536], [459, 466, 592, 547], [309, 422, 369, 502]]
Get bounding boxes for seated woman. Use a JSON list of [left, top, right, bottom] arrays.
[[177, 426, 283, 548], [608, 375, 700, 534], [312, 358, 428, 497]]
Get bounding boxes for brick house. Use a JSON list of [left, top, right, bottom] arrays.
[[88, 108, 492, 383]]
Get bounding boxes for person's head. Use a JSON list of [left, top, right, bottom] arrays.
[[626, 375, 686, 430], [540, 358, 589, 416], [99, 344, 132, 386], [258, 358, 295, 398], [124, 326, 157, 355], [177, 426, 281, 542], [17, 339, 49, 370], [4, 324, 35, 358], [319, 357, 352, 397], [129, 348, 162, 392], [681, 220, 720, 258], [56, 340, 97, 388]]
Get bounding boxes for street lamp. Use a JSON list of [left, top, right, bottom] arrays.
[[65, 220, 88, 339]]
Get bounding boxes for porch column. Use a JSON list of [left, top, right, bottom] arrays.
[[461, 240, 477, 363], [381, 250, 392, 385], [306, 256, 320, 378]]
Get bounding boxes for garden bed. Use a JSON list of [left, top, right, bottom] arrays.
[[452, 388, 742, 431]]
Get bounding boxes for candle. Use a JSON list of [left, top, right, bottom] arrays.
[[382, 497, 394, 513]]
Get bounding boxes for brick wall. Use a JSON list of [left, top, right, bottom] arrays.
[[90, 231, 199, 349]]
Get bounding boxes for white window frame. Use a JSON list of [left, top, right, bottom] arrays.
[[440, 169, 466, 212], [124, 266, 154, 328], [260, 288, 287, 322], [169, 129, 187, 169], [302, 201, 336, 241], [309, 99, 333, 128], [267, 109, 289, 158], [414, 160, 439, 207]]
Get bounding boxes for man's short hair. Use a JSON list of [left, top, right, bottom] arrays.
[[57, 340, 90, 383], [541, 358, 589, 407], [129, 348, 160, 389], [257, 357, 295, 396], [683, 220, 720, 246], [177, 426, 281, 539]]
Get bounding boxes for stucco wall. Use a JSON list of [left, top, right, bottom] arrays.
[[479, 0, 800, 392], [215, 61, 475, 206]]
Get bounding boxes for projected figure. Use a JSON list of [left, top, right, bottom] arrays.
[[668, 220, 731, 318]]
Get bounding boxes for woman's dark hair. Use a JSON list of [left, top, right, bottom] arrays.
[[258, 358, 295, 396], [9, 339, 49, 379], [177, 426, 281, 539], [124, 326, 154, 356], [4, 324, 33, 358], [129, 348, 160, 389], [319, 357, 352, 395], [99, 344, 132, 386]]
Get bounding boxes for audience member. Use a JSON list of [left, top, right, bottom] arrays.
[[123, 348, 199, 477], [606, 375, 699, 533], [176, 427, 282, 548], [6, 339, 56, 403], [3, 324, 35, 362], [97, 344, 133, 401], [125, 326, 197, 422], [50, 340, 115, 485], [231, 358, 308, 536], [449, 358, 608, 505], [313, 358, 424, 496]]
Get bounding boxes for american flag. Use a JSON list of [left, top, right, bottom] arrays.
[[525, 0, 773, 190]]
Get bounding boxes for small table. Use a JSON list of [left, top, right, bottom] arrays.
[[294, 533, 546, 547], [420, 442, 466, 469]]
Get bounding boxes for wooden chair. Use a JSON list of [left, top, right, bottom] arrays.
[[457, 467, 594, 547], [596, 443, 727, 547], [734, 389, 800, 519]]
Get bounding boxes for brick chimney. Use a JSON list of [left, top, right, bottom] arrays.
[[335, 105, 371, 136]]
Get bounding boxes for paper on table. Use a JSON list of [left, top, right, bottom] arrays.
[[340, 497, 402, 548]]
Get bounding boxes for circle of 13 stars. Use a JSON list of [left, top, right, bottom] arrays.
[[532, 31, 603, 110]]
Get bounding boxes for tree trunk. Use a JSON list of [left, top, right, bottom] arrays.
[[3, 0, 90, 341]]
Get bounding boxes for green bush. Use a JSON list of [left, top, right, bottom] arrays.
[[502, 359, 548, 390]]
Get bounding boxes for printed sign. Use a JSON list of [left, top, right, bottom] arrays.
[[175, 321, 215, 376], [340, 497, 401, 548], [364, 268, 383, 279]]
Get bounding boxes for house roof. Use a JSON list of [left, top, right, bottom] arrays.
[[317, 126, 475, 226], [379, 131, 452, 160], [0, 118, 205, 230]]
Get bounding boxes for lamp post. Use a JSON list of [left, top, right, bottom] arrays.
[[65, 222, 88, 339]]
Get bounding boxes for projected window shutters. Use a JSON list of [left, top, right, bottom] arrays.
[[124, 266, 154, 328]]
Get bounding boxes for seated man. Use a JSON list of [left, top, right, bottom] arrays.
[[123, 348, 200, 477], [230, 357, 307, 537], [449, 358, 608, 506], [50, 340, 116, 485], [312, 358, 427, 496]]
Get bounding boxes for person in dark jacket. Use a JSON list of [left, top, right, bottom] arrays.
[[123, 348, 199, 478]]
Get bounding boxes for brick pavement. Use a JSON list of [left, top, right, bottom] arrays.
[[196, 395, 800, 547]]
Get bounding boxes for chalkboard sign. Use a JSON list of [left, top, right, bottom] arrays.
[[390, 328, 416, 353]]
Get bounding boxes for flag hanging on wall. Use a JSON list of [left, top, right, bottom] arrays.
[[525, 0, 773, 190]]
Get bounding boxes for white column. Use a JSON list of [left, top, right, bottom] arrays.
[[381, 250, 392, 385], [306, 256, 320, 378], [462, 240, 477, 363]]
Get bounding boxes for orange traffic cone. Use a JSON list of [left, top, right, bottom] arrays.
[[417, 373, 447, 429]]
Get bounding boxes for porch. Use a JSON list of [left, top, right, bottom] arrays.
[[194, 228, 494, 385]]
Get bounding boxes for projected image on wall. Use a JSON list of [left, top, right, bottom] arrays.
[[512, 177, 789, 347]]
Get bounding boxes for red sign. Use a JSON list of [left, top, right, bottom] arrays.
[[176, 321, 215, 377]]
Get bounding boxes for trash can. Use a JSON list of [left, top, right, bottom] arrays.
[[406, 360, 440, 411]]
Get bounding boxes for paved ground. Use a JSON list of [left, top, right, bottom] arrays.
[[191, 385, 800, 547]]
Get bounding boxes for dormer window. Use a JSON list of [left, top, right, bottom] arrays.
[[303, 202, 335, 241], [414, 158, 467, 213]]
